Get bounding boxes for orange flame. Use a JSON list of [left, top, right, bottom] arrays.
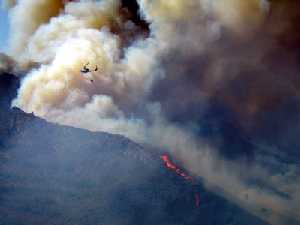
[[195, 193, 200, 207], [160, 154, 200, 207], [160, 154, 193, 181]]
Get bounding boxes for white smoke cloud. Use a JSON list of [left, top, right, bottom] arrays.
[[4, 0, 300, 225], [8, 0, 64, 67]]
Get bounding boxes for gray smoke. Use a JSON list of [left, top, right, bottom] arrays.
[[2, 1, 300, 225]]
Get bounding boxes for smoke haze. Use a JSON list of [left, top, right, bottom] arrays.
[[1, 0, 300, 224]]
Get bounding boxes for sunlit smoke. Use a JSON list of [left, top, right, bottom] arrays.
[[3, 1, 300, 225]]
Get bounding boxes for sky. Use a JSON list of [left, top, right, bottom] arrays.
[[0, 5, 9, 52]]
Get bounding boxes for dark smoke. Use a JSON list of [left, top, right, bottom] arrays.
[[121, 0, 149, 31], [148, 0, 300, 159], [2, 1, 300, 225]]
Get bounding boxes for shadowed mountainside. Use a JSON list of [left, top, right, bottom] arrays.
[[0, 73, 269, 225]]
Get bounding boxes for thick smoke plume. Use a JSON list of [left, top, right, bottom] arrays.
[[2, 0, 300, 224]]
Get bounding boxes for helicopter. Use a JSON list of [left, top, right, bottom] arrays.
[[80, 62, 98, 73], [80, 62, 98, 82]]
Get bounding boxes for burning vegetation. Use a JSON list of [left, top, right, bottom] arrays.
[[2, 0, 300, 224], [160, 153, 200, 208]]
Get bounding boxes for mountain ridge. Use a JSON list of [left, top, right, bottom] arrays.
[[0, 72, 270, 225]]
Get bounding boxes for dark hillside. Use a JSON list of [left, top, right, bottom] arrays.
[[0, 73, 268, 225]]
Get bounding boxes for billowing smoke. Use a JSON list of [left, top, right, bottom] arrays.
[[2, 0, 300, 224]]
